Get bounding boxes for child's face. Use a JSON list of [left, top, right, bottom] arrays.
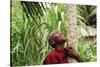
[[55, 40, 66, 50], [54, 34, 66, 50]]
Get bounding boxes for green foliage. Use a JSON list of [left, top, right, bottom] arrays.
[[11, 1, 96, 66], [77, 5, 96, 27], [77, 38, 96, 62], [77, 5, 97, 62], [11, 2, 67, 66]]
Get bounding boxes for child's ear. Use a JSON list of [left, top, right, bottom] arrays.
[[49, 40, 55, 45], [50, 40, 55, 45]]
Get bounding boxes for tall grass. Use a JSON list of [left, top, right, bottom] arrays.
[[77, 38, 96, 62], [11, 1, 96, 66]]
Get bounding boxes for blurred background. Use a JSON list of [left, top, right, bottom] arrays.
[[10, 1, 97, 66]]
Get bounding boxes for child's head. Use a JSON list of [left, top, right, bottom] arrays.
[[48, 30, 66, 49]]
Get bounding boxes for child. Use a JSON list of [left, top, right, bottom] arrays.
[[43, 31, 82, 64]]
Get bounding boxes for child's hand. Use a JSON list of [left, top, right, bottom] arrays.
[[64, 47, 79, 58], [64, 47, 84, 62]]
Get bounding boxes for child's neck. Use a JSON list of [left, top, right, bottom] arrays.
[[55, 47, 64, 52]]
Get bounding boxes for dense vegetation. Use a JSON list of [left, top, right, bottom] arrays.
[[11, 1, 96, 66]]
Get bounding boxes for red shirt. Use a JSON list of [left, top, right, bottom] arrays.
[[43, 48, 68, 64]]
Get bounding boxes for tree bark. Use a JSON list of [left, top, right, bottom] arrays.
[[67, 4, 78, 50], [66, 4, 79, 62]]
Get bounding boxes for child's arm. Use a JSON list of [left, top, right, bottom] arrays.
[[64, 47, 84, 62]]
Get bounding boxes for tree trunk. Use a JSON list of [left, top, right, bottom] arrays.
[[67, 4, 78, 50], [66, 4, 78, 63]]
